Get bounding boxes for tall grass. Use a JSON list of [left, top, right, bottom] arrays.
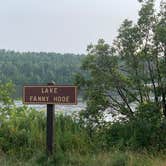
[[1, 150, 166, 166], [0, 106, 92, 165], [0, 106, 166, 165]]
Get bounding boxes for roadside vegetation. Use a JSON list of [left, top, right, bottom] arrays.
[[0, 98, 166, 165]]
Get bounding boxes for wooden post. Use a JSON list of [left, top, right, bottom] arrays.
[[46, 104, 54, 155], [46, 83, 55, 155]]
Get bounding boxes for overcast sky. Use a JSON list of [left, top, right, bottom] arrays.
[[0, 0, 161, 54]]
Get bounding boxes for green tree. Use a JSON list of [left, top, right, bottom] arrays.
[[0, 82, 14, 105], [76, 0, 166, 125], [0, 50, 83, 97]]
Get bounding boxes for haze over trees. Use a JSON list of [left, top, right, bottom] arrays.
[[0, 50, 83, 97]]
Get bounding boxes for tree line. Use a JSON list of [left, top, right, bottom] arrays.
[[0, 50, 84, 97]]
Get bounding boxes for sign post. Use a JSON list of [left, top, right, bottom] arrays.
[[23, 85, 77, 155], [46, 103, 54, 155], [46, 83, 55, 155]]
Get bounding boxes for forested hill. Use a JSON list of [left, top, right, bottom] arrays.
[[0, 50, 84, 97]]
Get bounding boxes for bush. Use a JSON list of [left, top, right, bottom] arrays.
[[93, 102, 164, 151], [111, 152, 128, 166]]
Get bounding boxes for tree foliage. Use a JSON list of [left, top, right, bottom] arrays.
[[76, 0, 166, 124], [0, 50, 83, 97]]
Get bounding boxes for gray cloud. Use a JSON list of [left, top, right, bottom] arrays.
[[0, 0, 160, 53]]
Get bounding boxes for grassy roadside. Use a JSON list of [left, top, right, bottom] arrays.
[[1, 151, 166, 166], [0, 106, 166, 166]]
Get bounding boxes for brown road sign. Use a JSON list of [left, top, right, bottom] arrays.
[[23, 85, 77, 104]]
